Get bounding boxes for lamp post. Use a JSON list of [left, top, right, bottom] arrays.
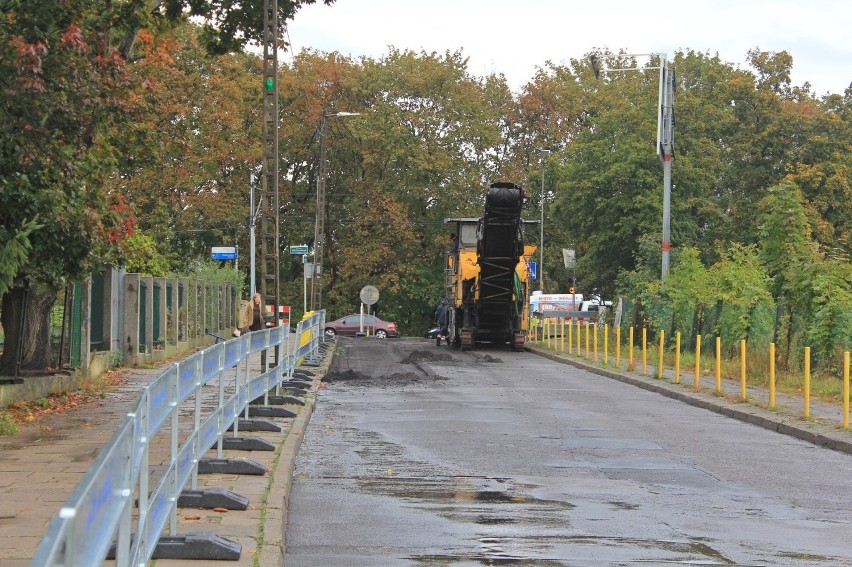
[[310, 111, 361, 311], [605, 53, 675, 278], [539, 148, 550, 291]]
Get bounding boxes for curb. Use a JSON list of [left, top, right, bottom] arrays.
[[528, 346, 852, 456]]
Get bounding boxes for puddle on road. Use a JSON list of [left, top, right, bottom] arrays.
[[607, 500, 640, 511], [778, 551, 837, 562], [358, 474, 745, 565], [359, 475, 575, 532], [408, 535, 738, 565]]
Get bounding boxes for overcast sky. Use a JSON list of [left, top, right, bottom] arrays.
[[285, 0, 851, 96]]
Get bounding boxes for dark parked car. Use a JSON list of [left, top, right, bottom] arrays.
[[324, 314, 399, 339], [424, 326, 442, 339]]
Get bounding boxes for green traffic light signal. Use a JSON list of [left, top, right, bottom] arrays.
[[265, 78, 274, 92]]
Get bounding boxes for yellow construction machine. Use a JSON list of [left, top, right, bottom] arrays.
[[443, 182, 536, 351]]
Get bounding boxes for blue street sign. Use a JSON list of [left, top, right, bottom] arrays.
[[290, 245, 309, 255], [211, 246, 237, 261], [527, 261, 537, 280]]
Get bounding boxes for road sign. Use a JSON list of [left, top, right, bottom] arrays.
[[562, 248, 576, 270], [290, 244, 308, 255], [304, 262, 321, 278], [527, 261, 537, 280], [360, 285, 379, 305], [211, 246, 237, 261]]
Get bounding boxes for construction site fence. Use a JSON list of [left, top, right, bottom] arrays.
[[31, 310, 326, 566]]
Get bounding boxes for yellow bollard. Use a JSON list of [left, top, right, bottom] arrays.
[[604, 325, 609, 366], [576, 320, 581, 357], [675, 331, 681, 384], [616, 325, 621, 368], [804, 346, 811, 419], [740, 339, 747, 401], [695, 334, 702, 390], [568, 319, 573, 354], [560, 318, 565, 352], [628, 327, 635, 371], [843, 351, 850, 429], [715, 337, 721, 394], [547, 319, 552, 349], [769, 342, 776, 409], [585, 322, 591, 359], [657, 329, 664, 379], [593, 324, 598, 362], [642, 327, 648, 376]]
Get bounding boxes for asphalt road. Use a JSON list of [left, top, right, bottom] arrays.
[[284, 337, 852, 566]]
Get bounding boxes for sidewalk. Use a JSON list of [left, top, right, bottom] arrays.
[[527, 344, 852, 455], [0, 345, 332, 567]]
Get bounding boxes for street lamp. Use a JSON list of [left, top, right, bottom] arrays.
[[310, 111, 361, 311], [539, 148, 550, 291], [604, 53, 675, 278]]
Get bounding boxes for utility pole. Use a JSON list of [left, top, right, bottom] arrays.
[[539, 148, 550, 291], [657, 55, 675, 279], [259, 0, 280, 314], [310, 114, 329, 312], [248, 172, 258, 296], [310, 111, 360, 311]]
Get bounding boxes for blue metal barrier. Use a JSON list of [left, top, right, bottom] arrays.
[[31, 311, 326, 566]]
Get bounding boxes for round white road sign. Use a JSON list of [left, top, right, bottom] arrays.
[[359, 285, 379, 305]]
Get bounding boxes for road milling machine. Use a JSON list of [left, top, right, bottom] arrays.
[[443, 182, 536, 351]]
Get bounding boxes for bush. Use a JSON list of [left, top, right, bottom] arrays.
[[0, 412, 18, 436]]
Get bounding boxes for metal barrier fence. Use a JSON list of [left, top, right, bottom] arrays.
[[31, 311, 326, 566]]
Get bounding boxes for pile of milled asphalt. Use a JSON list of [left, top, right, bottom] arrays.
[[323, 369, 441, 385]]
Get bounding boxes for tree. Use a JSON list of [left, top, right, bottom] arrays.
[[160, 0, 335, 56], [274, 47, 516, 330], [0, 1, 137, 373], [662, 247, 713, 347], [0, 0, 328, 373], [108, 23, 264, 270], [709, 244, 772, 345]]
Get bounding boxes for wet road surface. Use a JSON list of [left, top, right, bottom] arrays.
[[284, 337, 852, 566]]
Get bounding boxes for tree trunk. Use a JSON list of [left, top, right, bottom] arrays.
[[0, 282, 59, 375]]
